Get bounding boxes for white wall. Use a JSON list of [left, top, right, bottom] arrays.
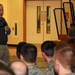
[[7, 0, 23, 44], [0, 0, 24, 44], [26, 0, 60, 44]]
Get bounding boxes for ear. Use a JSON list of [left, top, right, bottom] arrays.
[[42, 52, 47, 59], [20, 55, 24, 61], [54, 59, 59, 73], [55, 59, 59, 65], [42, 52, 46, 57]]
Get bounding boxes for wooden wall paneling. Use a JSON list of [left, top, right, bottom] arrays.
[[23, 0, 26, 42]]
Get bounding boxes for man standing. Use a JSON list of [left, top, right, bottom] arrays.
[[0, 4, 11, 64], [67, 23, 75, 43], [41, 40, 57, 75]]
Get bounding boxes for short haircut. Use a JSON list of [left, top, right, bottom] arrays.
[[70, 23, 75, 27], [16, 42, 26, 59], [54, 44, 75, 70], [21, 43, 37, 63], [41, 41, 56, 56]]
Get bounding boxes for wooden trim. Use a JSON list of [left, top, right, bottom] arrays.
[[26, 0, 60, 1], [59, 34, 68, 41], [8, 44, 17, 46], [60, 0, 62, 34], [23, 0, 26, 42]]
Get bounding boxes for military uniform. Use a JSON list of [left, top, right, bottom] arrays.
[[64, 73, 75, 75], [28, 64, 44, 75], [44, 60, 55, 75]]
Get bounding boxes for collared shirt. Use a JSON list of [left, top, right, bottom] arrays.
[[44, 59, 55, 75], [28, 64, 44, 75]]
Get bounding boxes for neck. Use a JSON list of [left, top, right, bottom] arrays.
[[24, 61, 35, 66], [46, 57, 53, 63], [59, 65, 72, 75]]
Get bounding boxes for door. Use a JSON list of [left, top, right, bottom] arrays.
[[26, 0, 60, 43]]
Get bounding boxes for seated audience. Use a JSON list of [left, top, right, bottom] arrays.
[[41, 40, 57, 75], [67, 23, 75, 43], [10, 61, 28, 75], [0, 62, 15, 75], [20, 43, 44, 75], [16, 42, 26, 59], [54, 44, 75, 75]]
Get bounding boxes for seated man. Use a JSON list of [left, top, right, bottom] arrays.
[[67, 23, 75, 43], [16, 42, 26, 59], [20, 43, 44, 75], [54, 44, 75, 75], [41, 40, 57, 75]]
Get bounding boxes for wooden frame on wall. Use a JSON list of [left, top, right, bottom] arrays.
[[23, 0, 26, 42]]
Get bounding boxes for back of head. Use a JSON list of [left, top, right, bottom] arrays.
[[21, 43, 37, 63], [10, 61, 28, 75], [0, 62, 15, 75], [16, 42, 26, 59], [54, 44, 75, 70], [70, 23, 75, 27], [41, 40, 56, 57]]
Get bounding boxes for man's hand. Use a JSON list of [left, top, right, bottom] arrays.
[[5, 26, 9, 31]]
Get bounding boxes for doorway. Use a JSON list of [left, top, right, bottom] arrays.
[[26, 0, 60, 43]]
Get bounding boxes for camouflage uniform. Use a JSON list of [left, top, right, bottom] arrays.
[[28, 64, 44, 75], [64, 73, 75, 75], [44, 60, 55, 75]]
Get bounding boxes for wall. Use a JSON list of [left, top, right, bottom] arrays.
[[71, 0, 75, 14], [0, 0, 72, 44], [26, 0, 60, 44], [0, 0, 24, 45], [62, 0, 69, 2], [62, 0, 71, 34], [7, 0, 23, 44]]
